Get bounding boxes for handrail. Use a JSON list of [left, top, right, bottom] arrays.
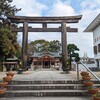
[[80, 60, 100, 82]]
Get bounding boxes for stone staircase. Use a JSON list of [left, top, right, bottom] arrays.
[[1, 80, 100, 97]]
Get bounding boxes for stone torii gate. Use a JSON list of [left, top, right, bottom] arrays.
[[8, 15, 82, 70]]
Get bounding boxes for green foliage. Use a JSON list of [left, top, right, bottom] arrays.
[[0, 28, 17, 58], [67, 44, 80, 70], [28, 39, 49, 52], [68, 44, 79, 54], [93, 92, 100, 97], [87, 86, 93, 90], [28, 39, 61, 53], [48, 40, 60, 52], [15, 47, 22, 61], [0, 0, 21, 61], [67, 44, 80, 61], [0, 0, 21, 16], [34, 39, 49, 52]]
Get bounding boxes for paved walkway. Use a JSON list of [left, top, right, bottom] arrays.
[[0, 69, 76, 81], [0, 68, 100, 81], [13, 70, 76, 81]]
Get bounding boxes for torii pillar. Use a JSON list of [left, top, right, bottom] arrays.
[[61, 22, 68, 70], [22, 21, 28, 70]]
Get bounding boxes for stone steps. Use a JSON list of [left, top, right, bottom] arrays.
[[7, 84, 85, 90], [7, 84, 100, 90], [2, 90, 89, 97], [9, 80, 82, 84], [0, 80, 100, 97], [9, 80, 100, 84]]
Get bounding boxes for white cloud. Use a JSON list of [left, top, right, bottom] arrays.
[[79, 0, 100, 28], [80, 0, 100, 10], [12, 0, 47, 16], [48, 0, 76, 16]]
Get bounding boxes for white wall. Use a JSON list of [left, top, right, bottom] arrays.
[[93, 25, 100, 67], [93, 25, 100, 58]]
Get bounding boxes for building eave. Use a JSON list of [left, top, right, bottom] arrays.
[[84, 13, 100, 32], [30, 50, 61, 58]]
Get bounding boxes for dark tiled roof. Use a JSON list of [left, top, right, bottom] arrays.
[[30, 50, 61, 58]]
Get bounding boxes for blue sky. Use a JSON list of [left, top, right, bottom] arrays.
[[11, 0, 100, 58]]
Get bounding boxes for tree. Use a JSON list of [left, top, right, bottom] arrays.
[[0, 0, 21, 71], [0, 0, 21, 17], [0, 0, 21, 57], [48, 40, 61, 52], [67, 44, 80, 70], [28, 39, 49, 52], [28, 39, 61, 53], [0, 28, 16, 58]]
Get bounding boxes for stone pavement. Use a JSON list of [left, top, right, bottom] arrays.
[[0, 69, 76, 81], [0, 68, 100, 81], [13, 69, 76, 81]]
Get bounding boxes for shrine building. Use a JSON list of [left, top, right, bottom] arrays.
[[29, 50, 61, 69]]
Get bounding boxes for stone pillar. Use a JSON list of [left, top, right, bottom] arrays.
[[61, 22, 68, 71], [22, 21, 28, 70]]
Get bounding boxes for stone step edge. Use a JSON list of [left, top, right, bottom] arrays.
[[6, 90, 88, 92], [1, 79, 99, 82], [0, 97, 91, 99], [10, 80, 99, 82], [7, 84, 84, 86], [1, 90, 90, 97], [7, 84, 100, 86]]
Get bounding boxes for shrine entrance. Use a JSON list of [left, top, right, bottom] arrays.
[[42, 56, 51, 68], [43, 61, 50, 68], [8, 15, 82, 70]]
